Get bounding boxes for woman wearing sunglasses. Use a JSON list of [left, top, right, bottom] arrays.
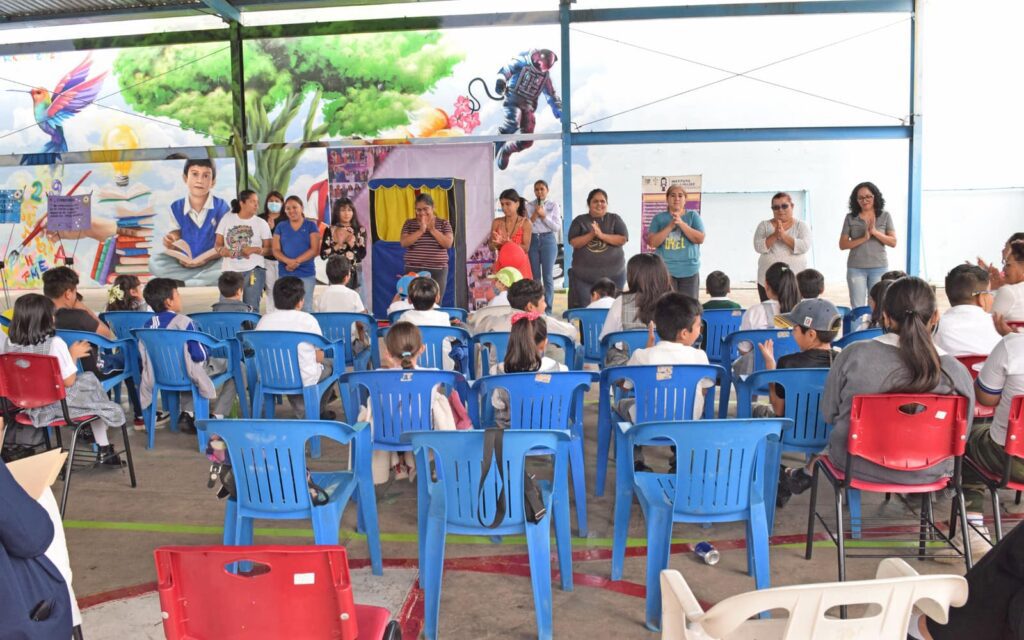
[[753, 192, 813, 302]]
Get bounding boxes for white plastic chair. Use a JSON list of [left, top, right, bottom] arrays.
[[660, 558, 967, 640]]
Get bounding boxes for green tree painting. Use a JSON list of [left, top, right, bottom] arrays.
[[113, 33, 462, 193]]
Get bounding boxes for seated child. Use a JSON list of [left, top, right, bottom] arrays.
[[882, 270, 908, 281], [315, 255, 366, 314], [492, 312, 568, 428], [486, 267, 522, 308], [797, 268, 825, 301], [586, 278, 618, 309], [619, 293, 712, 471], [211, 272, 257, 313], [141, 278, 238, 432], [474, 279, 578, 341], [733, 262, 799, 375], [255, 276, 334, 420], [106, 274, 148, 312], [367, 321, 456, 482], [397, 277, 451, 327], [933, 264, 1002, 356], [387, 271, 432, 315], [702, 270, 741, 310], [6, 294, 126, 466], [862, 279, 894, 331]]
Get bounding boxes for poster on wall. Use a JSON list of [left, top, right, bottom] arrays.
[[640, 175, 703, 253]]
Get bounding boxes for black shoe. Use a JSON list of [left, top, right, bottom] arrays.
[[634, 459, 653, 473], [776, 467, 793, 507], [96, 444, 122, 467], [79, 425, 95, 445], [155, 410, 171, 423], [786, 468, 814, 495], [178, 413, 197, 434]]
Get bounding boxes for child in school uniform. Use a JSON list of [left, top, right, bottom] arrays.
[[5, 294, 126, 466], [395, 277, 456, 369], [140, 278, 238, 433], [616, 292, 712, 472], [934, 264, 1004, 356], [491, 312, 568, 428], [586, 278, 618, 310], [315, 255, 366, 314], [211, 272, 257, 313], [702, 270, 741, 310], [796, 268, 825, 301], [386, 271, 432, 316], [733, 261, 800, 376]]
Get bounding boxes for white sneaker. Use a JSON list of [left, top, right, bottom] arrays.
[[938, 522, 992, 564]]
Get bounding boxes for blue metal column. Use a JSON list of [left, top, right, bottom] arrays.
[[906, 0, 923, 275], [559, 0, 574, 276]]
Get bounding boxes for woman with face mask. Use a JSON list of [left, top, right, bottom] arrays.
[[259, 191, 285, 311]]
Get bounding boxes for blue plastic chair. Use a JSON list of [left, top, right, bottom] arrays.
[[132, 329, 244, 451], [598, 330, 655, 366], [55, 330, 138, 396], [471, 371, 597, 536], [563, 308, 609, 365], [611, 419, 786, 630], [0, 314, 9, 329], [595, 364, 724, 498], [403, 429, 573, 640], [312, 312, 378, 370], [99, 310, 152, 408], [191, 311, 260, 414], [834, 327, 883, 349], [339, 370, 470, 455], [842, 305, 872, 335], [701, 308, 745, 364], [388, 307, 467, 326], [198, 419, 382, 576], [717, 329, 798, 418], [414, 325, 472, 372], [468, 331, 510, 380], [836, 305, 852, 318]]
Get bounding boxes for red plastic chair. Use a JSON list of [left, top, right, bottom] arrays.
[[964, 395, 1024, 542], [0, 353, 136, 517], [154, 545, 398, 640], [1008, 321, 1024, 332], [954, 355, 995, 419], [805, 394, 972, 580]]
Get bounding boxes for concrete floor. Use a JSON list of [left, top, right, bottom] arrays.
[[54, 280, 981, 639]]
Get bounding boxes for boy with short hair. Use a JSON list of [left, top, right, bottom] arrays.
[[587, 278, 618, 309], [475, 279, 579, 341], [399, 277, 451, 327], [212, 271, 256, 313], [387, 271, 431, 315], [797, 268, 825, 300], [702, 270, 741, 310], [315, 255, 366, 314], [622, 292, 712, 471], [934, 264, 1002, 356], [255, 276, 334, 419], [141, 278, 237, 433]]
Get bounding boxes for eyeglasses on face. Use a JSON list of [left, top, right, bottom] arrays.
[[771, 203, 791, 211], [857, 195, 875, 201]]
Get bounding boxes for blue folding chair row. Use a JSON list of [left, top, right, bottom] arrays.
[[717, 329, 798, 418], [469, 331, 579, 378], [700, 308, 745, 364], [562, 308, 608, 365]]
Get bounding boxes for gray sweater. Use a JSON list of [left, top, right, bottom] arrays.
[[824, 338, 975, 485]]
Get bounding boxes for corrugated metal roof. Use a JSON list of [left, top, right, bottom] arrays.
[[0, 0, 206, 22]]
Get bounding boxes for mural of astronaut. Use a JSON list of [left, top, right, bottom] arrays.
[[494, 49, 562, 170]]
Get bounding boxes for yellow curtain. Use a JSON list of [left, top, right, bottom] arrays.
[[372, 185, 451, 241]]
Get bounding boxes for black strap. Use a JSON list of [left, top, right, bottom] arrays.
[[477, 428, 507, 529]]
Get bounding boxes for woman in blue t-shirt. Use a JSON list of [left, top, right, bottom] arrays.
[[646, 185, 706, 299], [272, 195, 321, 311]]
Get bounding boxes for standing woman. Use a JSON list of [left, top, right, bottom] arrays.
[[992, 240, 1024, 322], [272, 195, 321, 311], [647, 185, 705, 298], [529, 180, 561, 311], [839, 181, 897, 307], [399, 193, 454, 300], [489, 188, 532, 256], [567, 188, 629, 309], [215, 189, 272, 310], [259, 190, 284, 311], [753, 192, 812, 301], [320, 197, 367, 290]]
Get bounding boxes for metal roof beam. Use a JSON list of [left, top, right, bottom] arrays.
[[199, 0, 241, 23], [571, 1, 913, 23]]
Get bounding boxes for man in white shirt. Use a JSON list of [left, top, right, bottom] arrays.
[[934, 264, 1004, 356], [256, 276, 334, 418]]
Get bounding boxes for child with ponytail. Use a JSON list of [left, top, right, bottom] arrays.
[[105, 274, 148, 312], [491, 311, 568, 429], [733, 260, 800, 376]]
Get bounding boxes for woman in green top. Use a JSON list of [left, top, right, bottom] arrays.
[[647, 185, 706, 299]]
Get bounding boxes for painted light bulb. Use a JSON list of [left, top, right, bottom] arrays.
[[102, 125, 140, 187]]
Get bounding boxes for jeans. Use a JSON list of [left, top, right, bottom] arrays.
[[240, 266, 266, 311], [846, 266, 887, 307], [672, 274, 699, 299], [264, 261, 279, 312], [528, 232, 558, 311], [299, 275, 317, 312]]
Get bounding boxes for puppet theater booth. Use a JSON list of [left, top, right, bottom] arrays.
[[368, 178, 467, 318]]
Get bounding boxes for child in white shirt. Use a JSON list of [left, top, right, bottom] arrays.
[[386, 271, 431, 316], [315, 255, 367, 314], [492, 312, 569, 428], [395, 277, 456, 369], [255, 276, 333, 419], [934, 264, 1004, 356], [586, 278, 618, 310], [735, 261, 800, 375]]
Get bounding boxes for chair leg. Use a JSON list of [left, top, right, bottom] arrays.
[[524, 519, 555, 640], [956, 487, 974, 571], [991, 486, 1004, 543], [121, 422, 137, 488], [222, 500, 237, 545], [595, 411, 611, 498], [835, 485, 846, 583], [610, 438, 635, 581], [847, 488, 863, 540], [144, 395, 157, 450], [553, 471, 574, 592], [749, 504, 771, 591], [918, 493, 930, 559], [1016, 490, 1022, 505], [420, 516, 447, 640], [568, 438, 588, 538], [805, 465, 820, 560], [59, 426, 82, 518], [643, 508, 672, 632], [356, 470, 383, 576], [311, 507, 341, 545]]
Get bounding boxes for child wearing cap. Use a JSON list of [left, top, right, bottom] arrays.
[[387, 270, 432, 315], [487, 267, 522, 308]]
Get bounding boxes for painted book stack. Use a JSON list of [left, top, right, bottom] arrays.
[[94, 184, 154, 284]]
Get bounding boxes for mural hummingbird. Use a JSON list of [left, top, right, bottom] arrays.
[[12, 55, 107, 154]]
